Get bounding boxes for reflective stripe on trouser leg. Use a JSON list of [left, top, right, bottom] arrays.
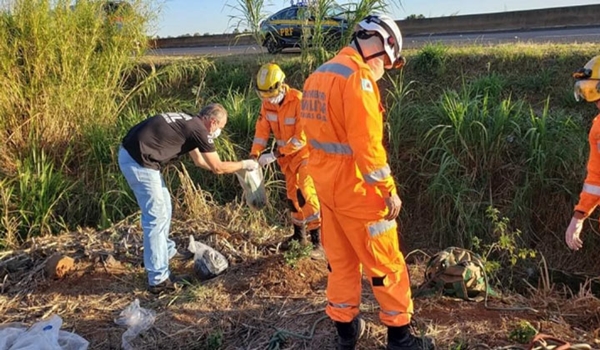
[[365, 219, 413, 326], [297, 162, 321, 230], [336, 212, 413, 327], [321, 203, 362, 323]]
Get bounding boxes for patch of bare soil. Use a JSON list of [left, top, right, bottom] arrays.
[[1, 219, 599, 349]]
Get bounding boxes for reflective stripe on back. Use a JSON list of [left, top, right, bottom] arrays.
[[316, 62, 355, 79]]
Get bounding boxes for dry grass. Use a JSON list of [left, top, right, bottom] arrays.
[[0, 209, 599, 349]]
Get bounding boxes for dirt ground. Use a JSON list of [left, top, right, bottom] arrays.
[[1, 221, 599, 350]]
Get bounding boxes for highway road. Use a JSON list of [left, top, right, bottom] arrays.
[[148, 26, 600, 57]]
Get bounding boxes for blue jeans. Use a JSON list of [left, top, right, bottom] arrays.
[[118, 147, 176, 286]]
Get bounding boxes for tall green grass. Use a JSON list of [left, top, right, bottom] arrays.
[[387, 83, 587, 247], [227, 0, 270, 49], [0, 0, 152, 241], [1, 0, 599, 277]]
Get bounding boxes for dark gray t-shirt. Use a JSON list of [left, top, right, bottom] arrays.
[[122, 112, 215, 170]]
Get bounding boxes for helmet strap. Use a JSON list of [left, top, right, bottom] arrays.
[[352, 30, 387, 64]]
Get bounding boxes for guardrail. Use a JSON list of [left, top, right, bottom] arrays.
[[150, 4, 600, 49]]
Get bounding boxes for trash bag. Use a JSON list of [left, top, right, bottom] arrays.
[[188, 235, 229, 281], [235, 167, 267, 210], [114, 299, 156, 350], [0, 315, 89, 350], [0, 324, 25, 350]]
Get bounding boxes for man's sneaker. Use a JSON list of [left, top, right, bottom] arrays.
[[147, 274, 191, 294], [310, 246, 326, 260], [170, 250, 194, 261], [141, 251, 193, 268]]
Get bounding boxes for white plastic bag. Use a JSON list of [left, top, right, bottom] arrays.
[[0, 323, 25, 350], [235, 167, 268, 210], [114, 299, 156, 350], [0, 315, 89, 350], [188, 235, 229, 280]]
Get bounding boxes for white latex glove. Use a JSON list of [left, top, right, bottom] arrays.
[[241, 159, 259, 171], [258, 152, 277, 167], [565, 216, 584, 251]]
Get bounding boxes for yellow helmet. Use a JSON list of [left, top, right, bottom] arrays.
[[256, 63, 285, 99], [573, 55, 600, 102]]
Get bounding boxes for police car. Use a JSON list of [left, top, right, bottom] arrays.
[[260, 0, 348, 54]]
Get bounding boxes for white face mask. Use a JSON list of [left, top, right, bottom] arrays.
[[209, 128, 222, 140], [267, 91, 285, 105]]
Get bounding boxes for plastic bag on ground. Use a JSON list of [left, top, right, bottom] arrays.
[[235, 167, 268, 210], [0, 315, 89, 350], [0, 324, 25, 350], [114, 299, 156, 350], [188, 235, 229, 281]]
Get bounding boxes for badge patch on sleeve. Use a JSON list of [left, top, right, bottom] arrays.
[[361, 78, 373, 92]]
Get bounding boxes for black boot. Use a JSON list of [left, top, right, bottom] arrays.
[[281, 224, 307, 249], [308, 227, 325, 260], [335, 317, 365, 350], [387, 325, 435, 350]]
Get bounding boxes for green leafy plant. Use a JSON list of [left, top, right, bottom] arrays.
[[283, 240, 312, 268], [508, 320, 537, 344], [205, 330, 223, 350], [472, 207, 537, 284]]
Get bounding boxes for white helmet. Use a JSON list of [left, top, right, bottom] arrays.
[[355, 14, 404, 69]]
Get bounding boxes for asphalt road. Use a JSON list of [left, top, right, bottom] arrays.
[[148, 26, 600, 57]]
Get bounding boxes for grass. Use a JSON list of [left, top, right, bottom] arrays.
[[3, 11, 600, 273], [1, 3, 600, 345]]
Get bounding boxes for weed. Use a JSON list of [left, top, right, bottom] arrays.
[[204, 330, 223, 350], [473, 207, 537, 288], [412, 44, 448, 77], [226, 0, 269, 49], [450, 338, 468, 350], [15, 148, 73, 239], [508, 320, 537, 344], [283, 240, 312, 268]]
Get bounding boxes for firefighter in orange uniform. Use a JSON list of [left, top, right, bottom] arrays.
[[565, 55, 600, 251], [251, 63, 323, 259], [300, 15, 435, 349]]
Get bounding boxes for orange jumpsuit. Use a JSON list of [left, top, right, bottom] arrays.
[[300, 47, 413, 327], [575, 114, 600, 216], [251, 85, 321, 230]]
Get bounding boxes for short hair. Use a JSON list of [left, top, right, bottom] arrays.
[[198, 103, 227, 121]]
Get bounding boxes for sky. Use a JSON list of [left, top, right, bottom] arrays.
[[153, 0, 600, 38]]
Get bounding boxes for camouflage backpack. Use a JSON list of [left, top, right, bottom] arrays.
[[416, 247, 495, 301]]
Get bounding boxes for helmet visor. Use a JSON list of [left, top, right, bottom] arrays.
[[256, 82, 281, 99], [573, 67, 592, 80], [574, 79, 600, 102]]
